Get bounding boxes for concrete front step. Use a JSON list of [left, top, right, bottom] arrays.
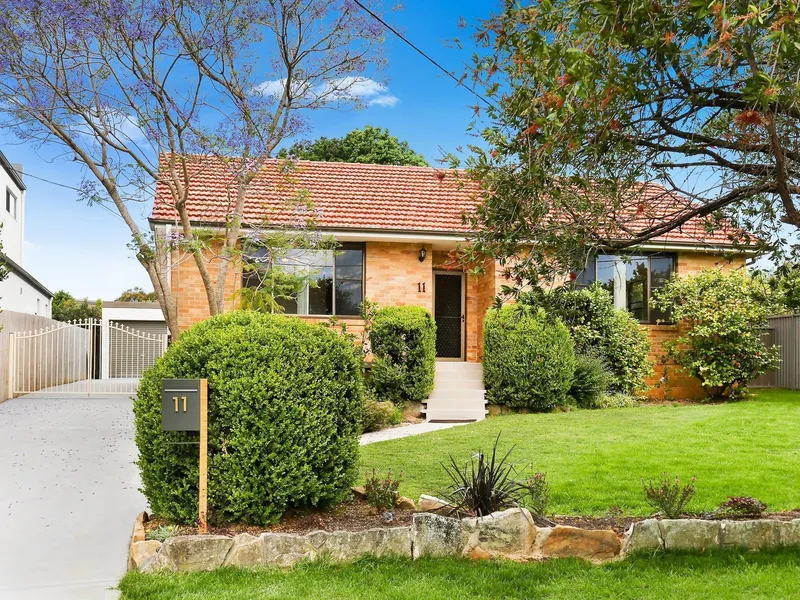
[[422, 407, 489, 422], [427, 361, 487, 423]]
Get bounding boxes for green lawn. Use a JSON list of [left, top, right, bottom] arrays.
[[360, 389, 800, 516], [119, 552, 800, 599]]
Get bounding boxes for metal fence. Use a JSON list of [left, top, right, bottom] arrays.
[[752, 314, 800, 389]]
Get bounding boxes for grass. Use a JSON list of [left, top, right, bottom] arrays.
[[360, 389, 800, 516], [118, 552, 800, 599]]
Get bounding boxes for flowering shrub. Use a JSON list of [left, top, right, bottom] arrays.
[[363, 469, 402, 512], [652, 269, 781, 399], [642, 474, 696, 518]]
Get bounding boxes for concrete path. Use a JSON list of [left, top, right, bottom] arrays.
[[0, 394, 145, 600], [360, 420, 470, 445]]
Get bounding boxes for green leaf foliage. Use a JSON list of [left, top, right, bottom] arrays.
[[520, 286, 652, 394], [133, 311, 364, 526], [483, 304, 576, 410], [569, 354, 612, 408], [362, 390, 403, 433], [278, 126, 428, 166], [52, 290, 101, 322], [369, 306, 436, 402], [652, 269, 781, 399]]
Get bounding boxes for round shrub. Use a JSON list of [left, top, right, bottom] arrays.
[[520, 285, 652, 394], [569, 354, 612, 408], [134, 311, 363, 526], [369, 305, 436, 402], [483, 304, 576, 410]]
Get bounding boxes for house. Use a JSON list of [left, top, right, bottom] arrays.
[[0, 150, 52, 317], [150, 157, 751, 401]]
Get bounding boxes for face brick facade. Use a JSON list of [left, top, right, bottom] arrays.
[[153, 157, 755, 400]]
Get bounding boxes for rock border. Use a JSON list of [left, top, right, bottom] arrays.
[[129, 508, 800, 573]]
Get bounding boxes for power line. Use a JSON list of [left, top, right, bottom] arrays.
[[21, 170, 128, 223], [350, 0, 492, 107]]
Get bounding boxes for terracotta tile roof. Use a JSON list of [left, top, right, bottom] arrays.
[[150, 156, 748, 247]]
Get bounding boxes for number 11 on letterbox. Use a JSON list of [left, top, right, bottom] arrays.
[[161, 378, 209, 533]]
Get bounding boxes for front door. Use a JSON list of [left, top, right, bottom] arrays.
[[434, 272, 464, 359]]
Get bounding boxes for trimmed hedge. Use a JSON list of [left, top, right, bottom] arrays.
[[369, 305, 436, 402], [133, 311, 363, 526], [520, 286, 652, 394], [483, 304, 576, 410]]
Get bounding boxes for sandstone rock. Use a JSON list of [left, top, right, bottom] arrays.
[[156, 535, 233, 572], [396, 496, 417, 511], [131, 512, 148, 543], [130, 540, 161, 571], [541, 526, 622, 562], [720, 520, 778, 550], [313, 527, 411, 562], [461, 508, 536, 556], [260, 532, 317, 568], [659, 519, 720, 551], [623, 519, 663, 554], [223, 533, 262, 567], [778, 519, 800, 547], [351, 486, 366, 498], [418, 494, 458, 516], [412, 513, 463, 558], [467, 547, 493, 561]]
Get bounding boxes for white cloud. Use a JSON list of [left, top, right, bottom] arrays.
[[256, 76, 399, 108]]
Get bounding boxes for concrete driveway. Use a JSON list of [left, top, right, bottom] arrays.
[[0, 394, 145, 599]]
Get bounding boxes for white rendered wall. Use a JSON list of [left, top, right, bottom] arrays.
[[0, 166, 24, 265], [0, 271, 51, 317]]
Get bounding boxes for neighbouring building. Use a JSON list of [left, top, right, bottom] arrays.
[[0, 150, 52, 317], [150, 157, 752, 400]]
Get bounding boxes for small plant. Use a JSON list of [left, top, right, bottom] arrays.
[[569, 354, 612, 408], [362, 390, 403, 433], [363, 469, 402, 512], [642, 474, 696, 519], [716, 496, 767, 518], [520, 470, 550, 519], [147, 524, 179, 542], [442, 434, 522, 516], [594, 392, 639, 409]]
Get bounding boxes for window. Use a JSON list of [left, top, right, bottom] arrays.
[[6, 188, 16, 219], [243, 242, 364, 316], [575, 253, 675, 323]]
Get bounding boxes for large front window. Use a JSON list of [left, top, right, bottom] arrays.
[[575, 253, 675, 323], [243, 242, 365, 316]]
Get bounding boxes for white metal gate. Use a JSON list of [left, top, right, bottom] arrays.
[[9, 318, 168, 397]]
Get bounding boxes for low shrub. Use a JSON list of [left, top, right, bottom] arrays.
[[593, 392, 639, 409], [369, 306, 436, 402], [441, 434, 522, 517], [362, 392, 403, 433], [520, 286, 652, 394], [716, 496, 767, 518], [521, 471, 550, 518], [134, 311, 363, 526], [146, 524, 178, 542], [642, 474, 696, 519], [483, 304, 576, 411], [363, 469, 402, 512], [652, 269, 781, 399], [569, 354, 612, 408]]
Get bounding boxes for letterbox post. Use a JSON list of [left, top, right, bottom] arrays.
[[198, 378, 208, 534]]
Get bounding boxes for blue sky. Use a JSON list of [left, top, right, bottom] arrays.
[[2, 0, 490, 301]]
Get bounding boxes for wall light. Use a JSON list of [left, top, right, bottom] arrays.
[[418, 247, 427, 262]]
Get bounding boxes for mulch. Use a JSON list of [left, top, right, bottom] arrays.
[[144, 500, 800, 538]]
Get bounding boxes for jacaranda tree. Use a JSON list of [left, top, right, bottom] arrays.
[[0, 0, 389, 336]]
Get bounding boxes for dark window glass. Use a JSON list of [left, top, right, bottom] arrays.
[[626, 258, 648, 321], [596, 255, 617, 296], [309, 269, 333, 315], [6, 188, 15, 218], [575, 256, 596, 288], [649, 256, 674, 322], [335, 280, 363, 315], [334, 243, 364, 316]]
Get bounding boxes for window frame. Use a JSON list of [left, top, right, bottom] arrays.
[[242, 241, 366, 318], [6, 187, 16, 219], [575, 252, 676, 324]]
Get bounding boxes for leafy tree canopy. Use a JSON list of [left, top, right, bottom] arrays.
[[52, 290, 101, 322], [459, 0, 800, 286], [116, 287, 158, 302], [278, 126, 429, 166]]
